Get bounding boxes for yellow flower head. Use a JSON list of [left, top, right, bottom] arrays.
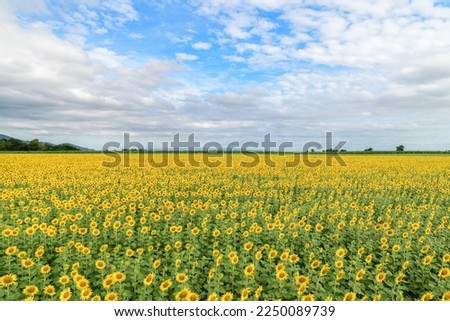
[[1, 274, 18, 287], [143, 273, 155, 286], [335, 248, 346, 258], [343, 292, 356, 301], [176, 273, 189, 283], [23, 285, 39, 297], [159, 279, 172, 292], [105, 292, 119, 301], [221, 292, 233, 301]]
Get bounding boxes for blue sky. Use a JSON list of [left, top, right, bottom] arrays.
[[1, 0, 450, 150]]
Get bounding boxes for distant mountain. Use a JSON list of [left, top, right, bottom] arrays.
[[0, 133, 94, 151], [63, 143, 94, 152], [0, 134, 14, 140]]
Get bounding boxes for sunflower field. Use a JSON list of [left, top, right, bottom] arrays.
[[1, 153, 450, 301]]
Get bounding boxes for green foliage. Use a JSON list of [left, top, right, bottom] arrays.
[[0, 138, 80, 151]]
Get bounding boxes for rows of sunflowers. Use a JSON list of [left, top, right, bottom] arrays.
[[1, 153, 450, 301]]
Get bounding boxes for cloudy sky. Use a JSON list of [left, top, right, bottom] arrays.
[[1, 0, 450, 151]]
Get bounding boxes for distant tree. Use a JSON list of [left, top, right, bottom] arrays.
[[53, 144, 79, 151], [364, 147, 373, 152], [8, 138, 27, 151], [28, 139, 43, 151], [396, 145, 405, 152], [0, 140, 6, 151]]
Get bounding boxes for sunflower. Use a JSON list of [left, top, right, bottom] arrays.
[[188, 292, 200, 301], [80, 288, 93, 300], [35, 247, 44, 257], [243, 241, 253, 251], [0, 274, 17, 288], [176, 273, 189, 283], [310, 260, 321, 269], [21, 258, 34, 269], [175, 288, 190, 301], [102, 276, 114, 289], [91, 295, 101, 301], [319, 264, 330, 277], [334, 260, 344, 269], [240, 287, 250, 301], [315, 223, 324, 232], [5, 246, 17, 256], [375, 272, 387, 283], [443, 253, 450, 263], [421, 292, 433, 301], [276, 270, 288, 281], [244, 264, 255, 278], [336, 270, 345, 281], [104, 292, 118, 301], [441, 291, 450, 301], [159, 279, 172, 292], [365, 254, 373, 263], [289, 254, 300, 264], [422, 255, 433, 266], [295, 274, 309, 285], [95, 260, 106, 270], [357, 247, 365, 256], [153, 260, 161, 269], [275, 263, 285, 272], [343, 292, 356, 301], [355, 268, 365, 281], [255, 286, 263, 299], [268, 249, 278, 260], [280, 251, 290, 261], [395, 272, 405, 285], [221, 292, 233, 301], [402, 260, 409, 270], [2, 228, 13, 237], [76, 278, 90, 290], [58, 275, 70, 285], [60, 288, 72, 301], [207, 293, 218, 301], [114, 272, 126, 283], [335, 248, 346, 258], [438, 267, 450, 279], [43, 285, 56, 296], [23, 285, 39, 296], [143, 273, 155, 286], [40, 264, 51, 274], [301, 294, 315, 301]]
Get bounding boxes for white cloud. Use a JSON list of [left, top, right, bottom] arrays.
[[87, 47, 127, 69], [192, 42, 211, 50], [175, 52, 199, 61], [129, 32, 145, 39], [222, 55, 246, 63]]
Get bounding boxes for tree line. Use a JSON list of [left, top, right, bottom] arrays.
[[0, 138, 80, 151]]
